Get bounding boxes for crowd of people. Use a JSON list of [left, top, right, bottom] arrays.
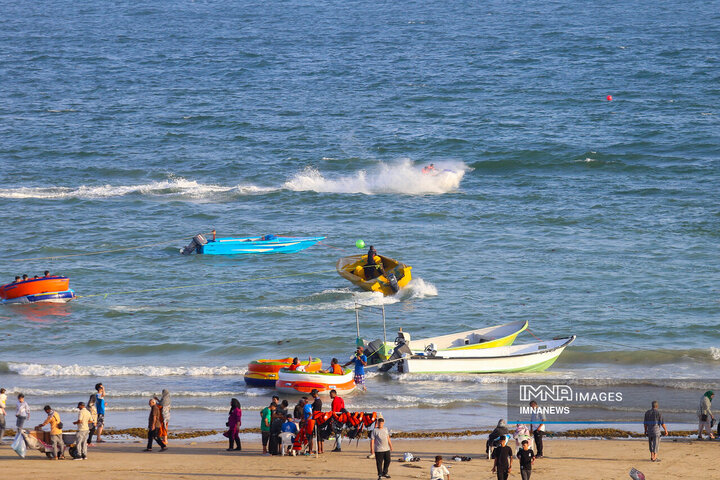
[[0, 383, 171, 460], [248, 388, 347, 457], [2, 385, 718, 479]]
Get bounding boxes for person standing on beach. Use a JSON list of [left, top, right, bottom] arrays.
[[343, 346, 368, 392], [144, 398, 167, 452], [491, 435, 513, 480], [38, 405, 64, 460], [73, 402, 91, 460], [528, 401, 546, 458], [0, 388, 6, 443], [643, 400, 668, 462], [87, 394, 98, 446], [276, 399, 289, 418], [330, 389, 345, 453], [370, 417, 392, 480], [94, 383, 106, 443], [16, 393, 30, 430], [697, 390, 714, 440], [293, 398, 305, 421], [226, 398, 242, 451], [158, 389, 171, 445], [516, 439, 535, 480], [310, 389, 324, 454], [260, 402, 274, 454]]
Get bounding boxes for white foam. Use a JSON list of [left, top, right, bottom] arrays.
[[394, 278, 438, 300], [0, 177, 275, 200], [283, 159, 469, 195], [710, 347, 720, 360], [3, 388, 242, 397], [6, 362, 247, 377], [256, 289, 398, 313]]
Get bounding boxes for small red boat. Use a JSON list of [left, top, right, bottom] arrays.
[[0, 277, 75, 304]]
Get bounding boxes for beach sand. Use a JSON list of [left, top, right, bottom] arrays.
[[1, 436, 716, 479]]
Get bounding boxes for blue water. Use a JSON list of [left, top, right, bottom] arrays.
[[0, 0, 718, 432]]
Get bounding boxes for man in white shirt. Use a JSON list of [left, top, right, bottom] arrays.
[[16, 393, 30, 430], [529, 401, 546, 458], [73, 402, 92, 460]]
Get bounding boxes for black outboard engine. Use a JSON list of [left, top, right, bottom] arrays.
[[364, 339, 385, 365], [181, 234, 208, 255], [386, 272, 400, 293], [378, 342, 412, 372]]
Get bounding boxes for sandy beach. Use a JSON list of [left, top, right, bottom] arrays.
[[1, 436, 716, 479]]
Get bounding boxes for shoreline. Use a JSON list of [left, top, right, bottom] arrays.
[[2, 426, 704, 440]]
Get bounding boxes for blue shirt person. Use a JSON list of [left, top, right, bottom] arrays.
[[343, 346, 368, 392]]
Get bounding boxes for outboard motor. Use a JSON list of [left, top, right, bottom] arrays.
[[386, 272, 400, 293], [395, 329, 411, 346], [181, 233, 208, 255], [364, 339, 385, 364], [378, 341, 412, 372], [424, 343, 437, 358]]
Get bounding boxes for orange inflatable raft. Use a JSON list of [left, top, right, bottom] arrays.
[[244, 357, 322, 388], [0, 277, 75, 305], [276, 367, 356, 395]]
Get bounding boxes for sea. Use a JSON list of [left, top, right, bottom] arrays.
[[1, 0, 718, 435]]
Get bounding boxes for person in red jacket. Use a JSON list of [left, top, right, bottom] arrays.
[[330, 389, 345, 452]]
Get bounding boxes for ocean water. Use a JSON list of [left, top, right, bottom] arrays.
[[1, 0, 718, 433]]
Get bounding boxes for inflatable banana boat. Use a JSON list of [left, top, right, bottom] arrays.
[[276, 367, 356, 395], [336, 254, 412, 296], [244, 357, 322, 388], [0, 277, 75, 305]]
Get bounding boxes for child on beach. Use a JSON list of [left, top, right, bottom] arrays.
[[430, 455, 450, 480], [516, 439, 535, 480], [491, 436, 513, 480]]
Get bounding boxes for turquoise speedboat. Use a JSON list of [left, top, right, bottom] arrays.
[[181, 233, 325, 255]]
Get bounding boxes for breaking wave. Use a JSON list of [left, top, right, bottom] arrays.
[[0, 177, 275, 200], [283, 159, 469, 195], [0, 160, 468, 201], [3, 362, 246, 377]]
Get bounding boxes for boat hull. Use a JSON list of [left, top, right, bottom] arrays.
[[1, 277, 71, 300], [243, 372, 279, 388], [385, 320, 528, 356], [200, 236, 325, 255], [1, 289, 75, 305], [244, 358, 322, 387], [276, 368, 356, 395], [400, 336, 575, 374], [336, 254, 412, 296]]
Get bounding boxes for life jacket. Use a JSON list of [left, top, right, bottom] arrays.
[[348, 412, 363, 427], [331, 363, 343, 375], [362, 412, 377, 428], [312, 411, 331, 425]]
